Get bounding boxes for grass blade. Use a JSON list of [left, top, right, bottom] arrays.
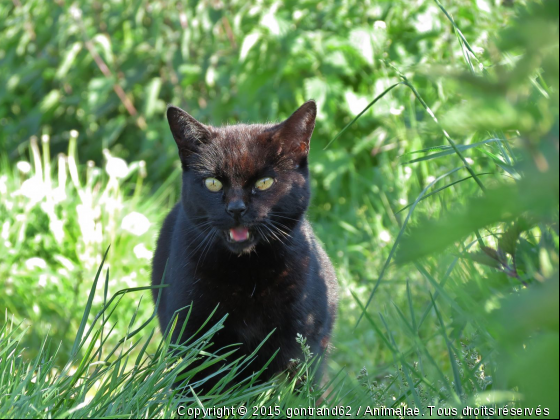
[[70, 245, 110, 359], [324, 82, 404, 149], [355, 166, 463, 328]]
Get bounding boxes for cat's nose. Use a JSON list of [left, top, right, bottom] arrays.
[[226, 199, 247, 218]]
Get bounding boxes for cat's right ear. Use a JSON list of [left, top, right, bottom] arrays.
[[167, 105, 212, 161]]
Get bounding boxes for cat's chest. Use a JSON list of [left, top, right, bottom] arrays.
[[183, 247, 309, 340], [192, 263, 302, 318], [197, 267, 298, 303], [216, 280, 302, 347]]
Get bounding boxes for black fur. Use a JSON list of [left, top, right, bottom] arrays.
[[151, 101, 338, 391]]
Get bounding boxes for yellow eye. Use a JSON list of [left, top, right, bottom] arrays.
[[204, 178, 223, 192], [255, 177, 274, 191]]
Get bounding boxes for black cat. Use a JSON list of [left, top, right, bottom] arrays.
[[151, 101, 338, 391]]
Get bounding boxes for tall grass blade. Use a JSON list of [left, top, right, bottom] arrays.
[[355, 166, 463, 328], [70, 245, 110, 359], [324, 82, 404, 149]]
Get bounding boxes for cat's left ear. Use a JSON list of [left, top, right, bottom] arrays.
[[273, 100, 317, 161]]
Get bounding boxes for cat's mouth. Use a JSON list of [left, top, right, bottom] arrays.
[[226, 226, 251, 243]]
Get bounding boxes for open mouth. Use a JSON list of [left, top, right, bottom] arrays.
[[226, 226, 251, 243]]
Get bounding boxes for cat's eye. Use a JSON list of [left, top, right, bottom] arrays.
[[255, 177, 274, 191], [204, 178, 223, 192]]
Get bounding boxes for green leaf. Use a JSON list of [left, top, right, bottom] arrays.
[[240, 32, 260, 61], [468, 251, 502, 269], [40, 90, 61, 113], [397, 172, 558, 264], [56, 42, 82, 80]]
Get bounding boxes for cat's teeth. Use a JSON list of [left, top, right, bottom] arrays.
[[229, 227, 250, 242]]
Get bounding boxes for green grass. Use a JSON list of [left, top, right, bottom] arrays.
[[0, 0, 558, 418]]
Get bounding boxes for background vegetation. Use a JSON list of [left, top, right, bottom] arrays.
[[0, 0, 558, 418]]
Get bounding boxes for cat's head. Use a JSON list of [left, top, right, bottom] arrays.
[[167, 101, 316, 254]]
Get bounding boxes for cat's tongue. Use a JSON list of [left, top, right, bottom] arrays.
[[229, 227, 249, 242]]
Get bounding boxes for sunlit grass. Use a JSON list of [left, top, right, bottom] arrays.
[[0, 132, 178, 360]]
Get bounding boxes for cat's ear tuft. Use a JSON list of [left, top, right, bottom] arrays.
[[167, 105, 212, 160], [274, 100, 317, 159]]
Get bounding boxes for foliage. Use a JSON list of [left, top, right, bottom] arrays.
[[0, 133, 177, 358], [0, 0, 558, 418]]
